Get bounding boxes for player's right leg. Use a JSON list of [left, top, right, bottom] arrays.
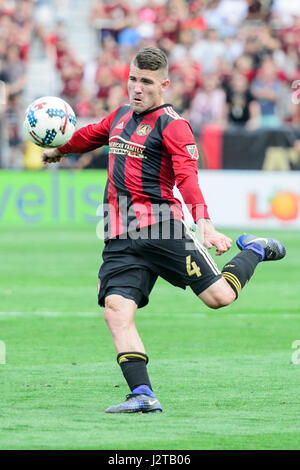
[[103, 291, 162, 413], [103, 292, 145, 353]]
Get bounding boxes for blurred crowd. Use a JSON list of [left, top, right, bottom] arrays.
[[1, 0, 300, 168]]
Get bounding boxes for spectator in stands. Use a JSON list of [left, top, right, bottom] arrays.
[[4, 44, 26, 100], [89, 0, 131, 44], [189, 72, 226, 134], [165, 76, 192, 117], [91, 97, 108, 119], [60, 54, 83, 109], [44, 20, 68, 66], [0, 56, 9, 90], [168, 28, 192, 65], [94, 51, 120, 101], [0, 0, 34, 168], [234, 53, 256, 82], [47, 30, 71, 71], [224, 71, 260, 128], [6, 94, 23, 168], [282, 15, 300, 49], [222, 34, 244, 65], [106, 83, 127, 113], [12, 0, 34, 61], [203, 0, 248, 35], [179, 1, 205, 34], [246, 0, 273, 22], [33, 0, 55, 30], [271, 0, 300, 26], [117, 13, 142, 49], [135, 2, 157, 43], [82, 51, 103, 100], [76, 87, 93, 119], [190, 28, 226, 73], [156, 0, 185, 43], [251, 55, 284, 127]]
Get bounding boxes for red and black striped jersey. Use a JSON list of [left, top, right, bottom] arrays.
[[59, 103, 209, 239]]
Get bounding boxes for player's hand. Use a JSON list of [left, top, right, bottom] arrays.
[[196, 219, 232, 256], [42, 148, 63, 164]]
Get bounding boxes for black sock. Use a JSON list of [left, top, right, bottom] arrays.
[[117, 352, 152, 391], [221, 250, 261, 298]]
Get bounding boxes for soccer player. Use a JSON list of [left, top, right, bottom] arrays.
[[42, 47, 286, 414]]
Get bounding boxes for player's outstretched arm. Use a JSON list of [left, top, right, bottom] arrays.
[[42, 148, 64, 164], [197, 218, 232, 256]]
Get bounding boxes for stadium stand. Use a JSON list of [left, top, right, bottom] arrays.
[[0, 0, 300, 169]]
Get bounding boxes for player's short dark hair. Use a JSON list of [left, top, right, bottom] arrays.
[[133, 47, 168, 75]]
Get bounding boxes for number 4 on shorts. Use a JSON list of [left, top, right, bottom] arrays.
[[186, 255, 201, 277]]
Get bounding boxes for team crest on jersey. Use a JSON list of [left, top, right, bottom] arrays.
[[186, 144, 199, 160], [116, 121, 124, 129], [136, 123, 152, 136]]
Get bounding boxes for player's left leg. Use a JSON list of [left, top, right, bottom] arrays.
[[199, 233, 286, 308], [103, 292, 145, 353]]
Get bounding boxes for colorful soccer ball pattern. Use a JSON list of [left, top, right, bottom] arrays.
[[24, 96, 76, 148]]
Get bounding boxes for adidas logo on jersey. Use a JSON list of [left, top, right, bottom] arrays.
[[163, 106, 183, 120]]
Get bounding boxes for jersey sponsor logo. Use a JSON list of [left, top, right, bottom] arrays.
[[116, 121, 124, 129], [136, 123, 152, 136], [186, 144, 199, 160], [109, 135, 146, 158]]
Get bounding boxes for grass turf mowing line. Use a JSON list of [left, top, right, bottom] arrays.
[[0, 226, 299, 450]]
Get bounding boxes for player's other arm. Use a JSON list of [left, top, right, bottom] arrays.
[[42, 109, 118, 163], [163, 119, 232, 255]]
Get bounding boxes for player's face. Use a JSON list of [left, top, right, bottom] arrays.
[[128, 65, 170, 114]]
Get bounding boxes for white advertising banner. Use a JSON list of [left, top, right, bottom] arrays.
[[175, 171, 300, 229]]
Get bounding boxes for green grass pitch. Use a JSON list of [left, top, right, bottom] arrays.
[[0, 225, 299, 450]]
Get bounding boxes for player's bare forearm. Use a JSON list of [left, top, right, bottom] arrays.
[[42, 148, 64, 164], [196, 218, 232, 255]]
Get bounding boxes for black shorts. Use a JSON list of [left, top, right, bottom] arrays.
[[98, 219, 221, 308]]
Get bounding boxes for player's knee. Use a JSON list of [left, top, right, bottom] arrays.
[[204, 289, 236, 309], [211, 291, 236, 309], [199, 277, 237, 309], [104, 304, 124, 330], [104, 295, 134, 332]]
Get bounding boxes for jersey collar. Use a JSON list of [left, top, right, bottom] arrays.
[[133, 103, 173, 118]]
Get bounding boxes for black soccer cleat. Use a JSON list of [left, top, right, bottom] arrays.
[[236, 234, 286, 262], [105, 393, 162, 414]]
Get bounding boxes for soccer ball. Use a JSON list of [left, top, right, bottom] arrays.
[[24, 96, 76, 148]]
